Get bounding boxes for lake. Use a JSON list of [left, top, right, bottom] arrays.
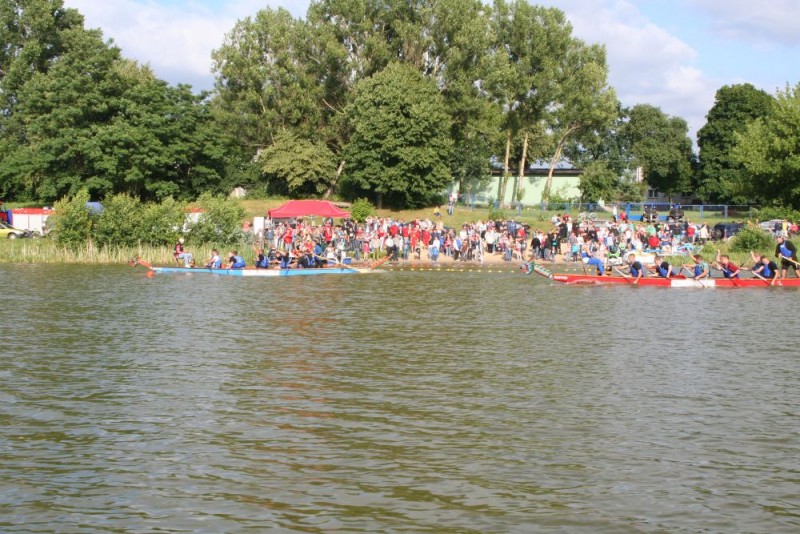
[[1, 264, 798, 532]]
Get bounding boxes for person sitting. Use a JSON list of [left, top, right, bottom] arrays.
[[752, 255, 779, 285], [580, 245, 606, 276], [712, 250, 740, 278], [683, 254, 709, 279], [227, 250, 246, 269], [277, 249, 292, 269], [649, 254, 680, 278], [620, 253, 645, 284], [254, 247, 269, 269], [173, 237, 193, 267], [205, 249, 222, 269]]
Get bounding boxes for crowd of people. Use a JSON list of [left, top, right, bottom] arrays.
[[171, 212, 798, 282]]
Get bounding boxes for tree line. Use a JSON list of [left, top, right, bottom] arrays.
[[1, 0, 798, 210]]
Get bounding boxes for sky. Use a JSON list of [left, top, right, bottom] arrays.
[[64, 0, 800, 142]]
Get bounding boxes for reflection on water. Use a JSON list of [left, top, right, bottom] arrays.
[[0, 264, 798, 532]]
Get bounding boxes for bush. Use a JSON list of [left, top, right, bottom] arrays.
[[729, 226, 774, 253], [93, 193, 144, 248], [188, 193, 247, 246], [488, 206, 506, 221], [755, 206, 800, 222], [350, 198, 376, 222], [48, 189, 94, 250], [139, 197, 188, 246]]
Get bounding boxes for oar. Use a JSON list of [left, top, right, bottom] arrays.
[[780, 254, 800, 267], [750, 270, 773, 285], [613, 267, 634, 283], [680, 266, 705, 287], [369, 254, 392, 270]]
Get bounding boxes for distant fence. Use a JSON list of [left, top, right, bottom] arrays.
[[457, 198, 756, 220]]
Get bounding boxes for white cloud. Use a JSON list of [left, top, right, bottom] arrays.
[[549, 0, 719, 139], [65, 0, 310, 90], [689, 0, 800, 47]]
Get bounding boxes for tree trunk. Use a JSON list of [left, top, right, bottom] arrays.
[[516, 131, 529, 203], [543, 126, 579, 202], [499, 130, 511, 206], [323, 160, 346, 199]]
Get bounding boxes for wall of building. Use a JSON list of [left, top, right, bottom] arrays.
[[451, 173, 581, 207]]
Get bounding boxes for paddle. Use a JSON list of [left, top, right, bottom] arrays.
[[369, 254, 392, 270], [779, 254, 800, 267], [681, 265, 705, 287], [750, 270, 773, 285], [613, 267, 634, 284]]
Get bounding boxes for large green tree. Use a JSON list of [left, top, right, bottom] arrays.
[[0, 3, 231, 202], [342, 63, 453, 208], [733, 83, 800, 208], [697, 83, 774, 203], [622, 104, 695, 199]]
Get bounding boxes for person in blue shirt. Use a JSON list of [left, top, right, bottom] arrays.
[[683, 254, 709, 279], [752, 255, 779, 285], [227, 250, 246, 269], [649, 254, 681, 278], [621, 253, 645, 284], [775, 236, 798, 279]]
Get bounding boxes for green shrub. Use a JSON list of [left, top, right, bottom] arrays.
[[729, 226, 774, 253], [188, 193, 247, 246], [48, 189, 93, 250], [139, 198, 188, 246], [350, 198, 376, 222], [93, 193, 144, 247], [755, 206, 800, 222], [488, 206, 506, 221]]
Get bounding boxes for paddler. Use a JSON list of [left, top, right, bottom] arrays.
[[649, 254, 680, 279], [227, 250, 246, 269], [620, 253, 645, 284], [752, 255, 779, 285], [775, 235, 799, 279], [712, 250, 740, 279], [173, 237, 193, 267], [683, 254, 709, 279]]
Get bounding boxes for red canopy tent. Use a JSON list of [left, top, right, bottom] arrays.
[[267, 200, 350, 219]]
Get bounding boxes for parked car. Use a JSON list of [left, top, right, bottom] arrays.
[[712, 222, 745, 241], [758, 219, 786, 236], [0, 221, 33, 239]]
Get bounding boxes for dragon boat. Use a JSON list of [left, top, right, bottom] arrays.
[[130, 256, 384, 277], [522, 262, 800, 288]]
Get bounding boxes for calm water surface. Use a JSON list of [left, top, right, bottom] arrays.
[[0, 264, 798, 532]]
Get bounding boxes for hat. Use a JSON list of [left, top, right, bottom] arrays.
[[178, 237, 184, 244]]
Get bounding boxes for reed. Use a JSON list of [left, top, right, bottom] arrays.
[[0, 239, 180, 264], [0, 239, 261, 265]]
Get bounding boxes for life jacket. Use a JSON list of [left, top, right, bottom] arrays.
[[231, 255, 246, 269], [779, 242, 792, 258], [761, 262, 774, 278], [255, 254, 268, 268], [629, 262, 643, 277], [656, 262, 670, 277], [694, 263, 707, 277]]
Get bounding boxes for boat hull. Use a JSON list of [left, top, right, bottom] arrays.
[[524, 262, 800, 288], [150, 266, 374, 277]]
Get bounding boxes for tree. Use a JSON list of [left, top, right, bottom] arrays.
[[579, 161, 618, 203], [487, 1, 574, 204], [622, 104, 695, 199], [342, 63, 453, 208], [258, 131, 337, 197], [0, 3, 232, 202], [543, 41, 618, 199], [733, 83, 800, 208], [697, 83, 774, 203]]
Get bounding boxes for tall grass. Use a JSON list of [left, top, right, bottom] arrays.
[[0, 239, 242, 265]]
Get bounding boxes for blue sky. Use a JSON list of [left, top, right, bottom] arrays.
[[65, 0, 799, 142]]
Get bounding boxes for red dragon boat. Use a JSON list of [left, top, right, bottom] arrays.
[[522, 262, 800, 288]]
